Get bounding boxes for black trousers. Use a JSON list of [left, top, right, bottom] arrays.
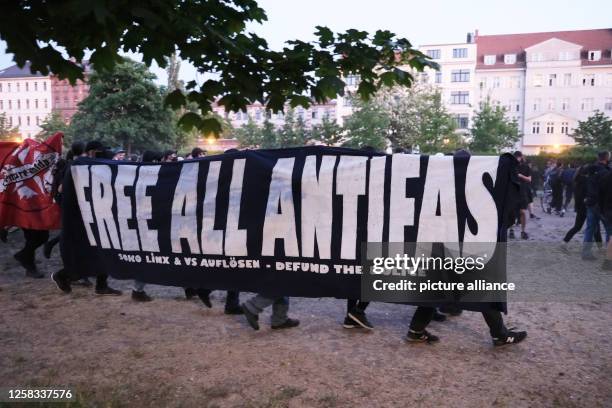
[[18, 229, 49, 266], [346, 299, 369, 314], [563, 206, 602, 243], [197, 289, 240, 310], [551, 185, 564, 212], [409, 306, 507, 338]]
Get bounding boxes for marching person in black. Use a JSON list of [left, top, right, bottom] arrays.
[[508, 151, 531, 239]]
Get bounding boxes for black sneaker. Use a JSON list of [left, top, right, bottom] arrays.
[[224, 306, 244, 315], [342, 316, 359, 329], [521, 231, 529, 240], [405, 329, 439, 343], [95, 286, 122, 296], [184, 287, 197, 299], [348, 311, 374, 330], [432, 311, 447, 322], [493, 330, 527, 347], [43, 241, 53, 259], [272, 318, 300, 330], [132, 290, 152, 302], [197, 290, 212, 308], [241, 304, 259, 330], [14, 251, 38, 275], [52, 271, 72, 293], [508, 229, 515, 239]]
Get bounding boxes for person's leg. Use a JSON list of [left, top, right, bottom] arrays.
[[43, 234, 61, 258], [224, 291, 242, 314], [482, 309, 527, 346], [562, 207, 586, 243], [196, 288, 212, 307], [16, 229, 48, 277], [271, 297, 289, 326], [582, 207, 597, 259], [241, 294, 275, 330], [346, 299, 373, 329], [406, 306, 438, 342]]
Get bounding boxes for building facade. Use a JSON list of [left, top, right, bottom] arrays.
[[475, 29, 612, 154], [0, 62, 89, 139]]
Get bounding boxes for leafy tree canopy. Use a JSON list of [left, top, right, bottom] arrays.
[[0, 1, 436, 134], [571, 110, 612, 149], [36, 111, 69, 142], [469, 98, 520, 154], [68, 59, 176, 152], [0, 112, 20, 141]]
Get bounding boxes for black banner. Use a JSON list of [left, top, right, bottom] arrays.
[[61, 147, 518, 302]]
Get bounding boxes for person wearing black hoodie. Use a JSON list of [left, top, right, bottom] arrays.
[[582, 151, 611, 261]]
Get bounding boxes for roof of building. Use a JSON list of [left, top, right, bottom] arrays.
[[0, 62, 46, 78], [475, 28, 612, 70], [0, 60, 91, 79]]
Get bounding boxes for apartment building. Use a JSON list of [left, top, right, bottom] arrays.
[[417, 38, 477, 132], [475, 29, 612, 154], [0, 61, 89, 139]]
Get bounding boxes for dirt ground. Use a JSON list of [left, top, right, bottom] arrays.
[[1, 209, 611, 408]]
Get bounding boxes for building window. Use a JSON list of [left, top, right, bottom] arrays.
[[533, 98, 541, 112], [484, 55, 496, 65], [588, 50, 601, 61], [0, 83, 2, 92], [562, 98, 570, 111], [547, 98, 555, 111], [548, 74, 556, 87], [426, 49, 441, 59], [17, 100, 20, 109], [504, 54, 516, 64], [531, 52, 544, 62], [26, 116, 30, 126], [43, 82, 47, 91], [8, 117, 12, 126], [563, 73, 571, 86], [0, 100, 2, 109], [509, 76, 521, 88], [452, 48, 467, 58], [25, 82, 29, 91], [533, 74, 543, 87], [26, 99, 29, 109], [435, 72, 442, 84], [450, 69, 470, 82], [36, 116, 40, 125], [345, 75, 361, 86], [8, 100, 11, 109], [581, 98, 593, 111], [44, 99, 48, 109], [34, 82, 38, 91], [16, 83, 20, 92], [450, 91, 469, 105], [546, 122, 554, 134], [532, 122, 540, 134], [7, 83, 11, 92], [34, 99, 38, 108], [312, 110, 318, 119], [510, 100, 520, 112], [493, 77, 501, 88], [561, 122, 569, 134], [455, 114, 469, 129], [583, 74, 595, 86], [420, 73, 429, 83], [605, 98, 612, 111], [18, 116, 21, 126]]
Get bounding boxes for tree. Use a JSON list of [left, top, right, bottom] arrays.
[[36, 111, 69, 142], [342, 99, 389, 151], [416, 89, 460, 153], [0, 112, 19, 141], [235, 117, 262, 148], [469, 99, 520, 153], [0, 1, 436, 134], [68, 59, 176, 152], [571, 110, 612, 149], [311, 115, 343, 146]]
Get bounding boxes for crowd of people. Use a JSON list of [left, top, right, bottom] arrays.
[[3, 142, 612, 349]]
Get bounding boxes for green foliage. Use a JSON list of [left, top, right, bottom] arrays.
[[36, 111, 69, 142], [68, 59, 176, 152], [235, 117, 263, 148], [469, 99, 521, 154], [235, 109, 311, 149], [0, 112, 19, 141], [527, 145, 600, 170], [0, 1, 436, 134], [570, 110, 612, 149], [342, 99, 389, 151], [311, 115, 343, 145]]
